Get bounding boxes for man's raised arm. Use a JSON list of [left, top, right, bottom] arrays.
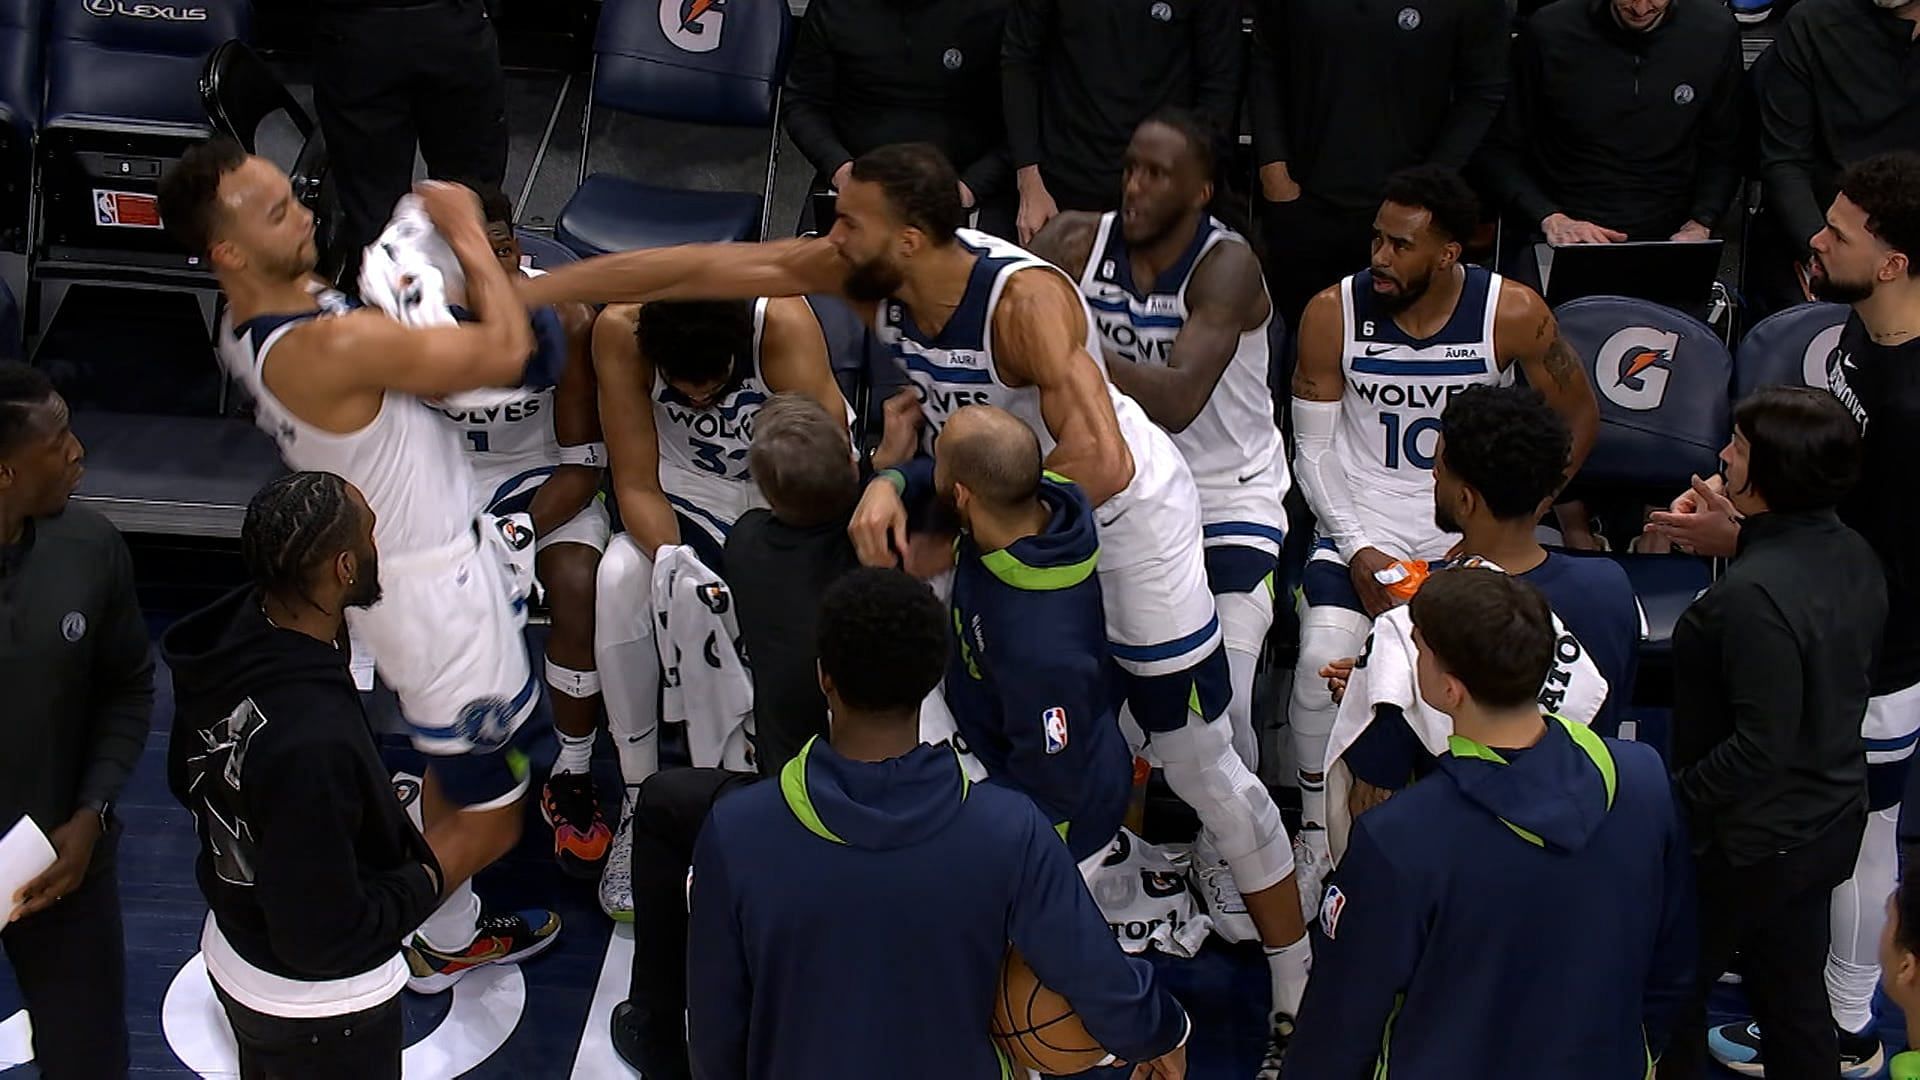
[[1106, 242, 1265, 435], [521, 238, 851, 308], [994, 270, 1133, 506]]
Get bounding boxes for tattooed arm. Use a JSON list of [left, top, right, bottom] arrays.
[[1499, 280, 1599, 481]]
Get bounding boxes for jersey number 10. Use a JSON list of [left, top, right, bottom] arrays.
[[1378, 411, 1441, 471]]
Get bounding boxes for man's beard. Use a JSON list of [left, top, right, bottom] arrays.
[[843, 254, 904, 303], [1811, 268, 1875, 305], [1433, 499, 1461, 535], [1374, 273, 1430, 313], [345, 549, 383, 610]]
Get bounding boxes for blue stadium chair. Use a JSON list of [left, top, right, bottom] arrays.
[[29, 0, 250, 350], [808, 292, 901, 458], [201, 39, 332, 260], [556, 0, 792, 257], [0, 0, 41, 351], [517, 228, 580, 271], [1554, 295, 1733, 655], [1733, 301, 1849, 397]]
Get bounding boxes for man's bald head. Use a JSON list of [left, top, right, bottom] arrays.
[[936, 405, 1043, 507]]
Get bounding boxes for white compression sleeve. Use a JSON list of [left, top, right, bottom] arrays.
[[1290, 398, 1370, 561]]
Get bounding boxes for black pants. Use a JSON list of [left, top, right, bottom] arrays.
[[0, 862, 127, 1079], [619, 767, 761, 1080], [213, 984, 404, 1080], [1259, 192, 1377, 341], [312, 0, 508, 285], [1660, 811, 1866, 1080]]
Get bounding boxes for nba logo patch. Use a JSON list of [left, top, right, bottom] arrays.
[[1042, 707, 1069, 754], [1320, 885, 1347, 939]]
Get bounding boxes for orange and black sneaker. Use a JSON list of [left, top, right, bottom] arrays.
[[404, 909, 562, 994], [541, 771, 613, 879]]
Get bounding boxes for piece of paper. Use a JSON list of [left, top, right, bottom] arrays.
[[0, 816, 57, 915]]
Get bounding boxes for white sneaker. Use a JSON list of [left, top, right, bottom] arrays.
[[1256, 1011, 1296, 1079], [1291, 825, 1330, 926], [598, 791, 635, 922], [1190, 830, 1258, 943]]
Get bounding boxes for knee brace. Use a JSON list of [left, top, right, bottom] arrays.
[[1216, 589, 1277, 770], [545, 657, 602, 699], [1154, 716, 1293, 894]]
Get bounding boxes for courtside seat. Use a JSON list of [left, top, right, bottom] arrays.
[[1554, 295, 1733, 655], [808, 292, 901, 457], [43, 0, 250, 128], [555, 0, 791, 256], [1733, 301, 1850, 396], [70, 411, 284, 538], [517, 228, 579, 271]]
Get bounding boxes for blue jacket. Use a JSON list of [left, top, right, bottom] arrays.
[[1288, 717, 1696, 1079], [944, 476, 1132, 862], [687, 738, 1188, 1080]]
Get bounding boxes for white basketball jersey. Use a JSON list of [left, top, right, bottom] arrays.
[[651, 298, 772, 484], [219, 285, 475, 555], [1336, 266, 1513, 560], [874, 228, 1160, 460], [1078, 213, 1286, 493]]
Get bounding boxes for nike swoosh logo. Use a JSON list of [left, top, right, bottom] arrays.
[[417, 937, 511, 964], [1364, 345, 1398, 356]]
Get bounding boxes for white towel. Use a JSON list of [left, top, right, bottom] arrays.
[[649, 545, 755, 771]]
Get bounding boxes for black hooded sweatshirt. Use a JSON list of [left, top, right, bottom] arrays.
[[162, 585, 440, 988]]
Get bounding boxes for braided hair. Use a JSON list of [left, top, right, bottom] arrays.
[[241, 472, 360, 611]]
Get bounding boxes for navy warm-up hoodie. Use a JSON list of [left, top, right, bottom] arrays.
[[1287, 717, 1696, 1079], [945, 475, 1132, 862], [687, 737, 1188, 1080]]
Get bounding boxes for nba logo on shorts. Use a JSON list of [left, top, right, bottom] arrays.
[[1320, 885, 1347, 939], [453, 697, 519, 751], [661, 0, 724, 53], [1042, 707, 1069, 754]]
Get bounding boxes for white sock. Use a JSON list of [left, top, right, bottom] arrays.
[[1299, 773, 1327, 830], [415, 879, 481, 953], [553, 728, 596, 776], [1266, 935, 1313, 1017]]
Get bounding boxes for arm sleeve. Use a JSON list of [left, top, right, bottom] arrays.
[[1477, 29, 1559, 230], [248, 743, 441, 978], [1674, 589, 1805, 818], [1248, 0, 1288, 167], [781, 4, 854, 182], [1342, 705, 1428, 791], [1755, 29, 1826, 254], [1008, 806, 1189, 1063], [1643, 759, 1699, 1058], [1192, 0, 1245, 143], [1426, 0, 1511, 170], [1291, 398, 1373, 561], [687, 822, 751, 1080], [79, 528, 155, 809], [1284, 821, 1424, 1079], [1688, 32, 1747, 228], [1001, 0, 1052, 171]]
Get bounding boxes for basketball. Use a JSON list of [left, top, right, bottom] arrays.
[[990, 946, 1111, 1074]]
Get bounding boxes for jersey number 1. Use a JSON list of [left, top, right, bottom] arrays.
[[1378, 411, 1440, 470], [466, 431, 491, 453]]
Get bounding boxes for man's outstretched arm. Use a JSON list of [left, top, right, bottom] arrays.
[[521, 238, 852, 309]]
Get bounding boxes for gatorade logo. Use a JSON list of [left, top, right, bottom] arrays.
[[1595, 327, 1680, 412], [661, 0, 725, 53]]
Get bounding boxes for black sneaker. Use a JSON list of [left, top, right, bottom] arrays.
[[1709, 1019, 1885, 1078], [542, 771, 613, 879], [612, 1000, 693, 1080], [1257, 1012, 1296, 1079], [404, 908, 561, 994]]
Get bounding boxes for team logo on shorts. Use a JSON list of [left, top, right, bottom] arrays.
[[660, 0, 725, 53], [942, 47, 964, 70], [1396, 6, 1422, 29], [1672, 83, 1695, 105], [1321, 885, 1347, 939], [391, 776, 421, 808], [1150, 2, 1173, 20], [1595, 327, 1680, 411], [496, 516, 535, 552], [1042, 706, 1070, 754], [60, 611, 86, 642], [453, 697, 520, 752]]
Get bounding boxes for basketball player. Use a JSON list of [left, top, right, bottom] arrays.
[[157, 141, 560, 992], [1031, 110, 1289, 780], [1287, 164, 1600, 888], [453, 188, 615, 879], [587, 297, 847, 918], [1654, 152, 1920, 1077], [520, 142, 1312, 1061]]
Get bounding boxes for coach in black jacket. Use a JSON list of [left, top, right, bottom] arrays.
[[1662, 388, 1887, 1080], [1479, 0, 1743, 265], [164, 474, 452, 1080]]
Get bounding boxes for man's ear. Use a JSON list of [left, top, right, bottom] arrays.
[[817, 659, 833, 699]]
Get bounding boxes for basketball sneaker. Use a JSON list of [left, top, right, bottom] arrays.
[[600, 793, 636, 922], [404, 908, 562, 994], [541, 771, 612, 879], [1256, 1011, 1296, 1079], [1191, 831, 1257, 943], [1708, 1020, 1885, 1078]]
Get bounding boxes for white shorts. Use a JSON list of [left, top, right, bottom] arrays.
[[660, 463, 764, 549], [345, 520, 537, 755], [1100, 405, 1220, 678], [475, 464, 612, 554], [1193, 442, 1290, 561]]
